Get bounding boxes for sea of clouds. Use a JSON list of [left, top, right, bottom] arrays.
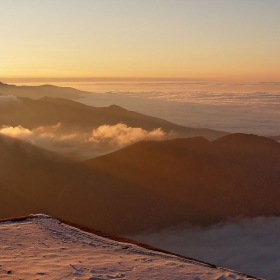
[[131, 217, 280, 280], [78, 90, 280, 136]]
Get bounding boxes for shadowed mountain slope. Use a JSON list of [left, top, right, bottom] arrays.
[[1, 133, 280, 235], [81, 133, 280, 234], [0, 96, 227, 140], [0, 134, 75, 218]]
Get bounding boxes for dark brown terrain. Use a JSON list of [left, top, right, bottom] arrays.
[[0, 134, 73, 218], [1, 132, 280, 235]]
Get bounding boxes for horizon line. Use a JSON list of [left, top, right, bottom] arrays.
[[1, 77, 280, 83]]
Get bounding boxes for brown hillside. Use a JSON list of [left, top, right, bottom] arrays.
[[80, 134, 280, 234], [0, 96, 227, 140], [1, 133, 280, 235]]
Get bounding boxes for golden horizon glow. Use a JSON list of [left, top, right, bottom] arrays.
[[1, 1, 280, 82]]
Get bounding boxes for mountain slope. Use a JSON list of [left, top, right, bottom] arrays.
[[0, 215, 262, 280], [80, 133, 280, 233], [1, 133, 280, 236], [0, 96, 227, 140], [0, 134, 75, 217]]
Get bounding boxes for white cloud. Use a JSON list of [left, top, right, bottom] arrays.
[[89, 123, 165, 145], [0, 95, 21, 106], [0, 123, 166, 160], [132, 217, 280, 280]]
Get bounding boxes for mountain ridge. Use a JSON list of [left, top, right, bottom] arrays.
[[0, 95, 228, 143], [0, 82, 86, 99], [0, 215, 262, 280], [1, 132, 279, 235]]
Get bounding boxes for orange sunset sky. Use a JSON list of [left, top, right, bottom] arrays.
[[1, 1, 280, 83]]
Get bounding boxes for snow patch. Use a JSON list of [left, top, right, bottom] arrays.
[[0, 216, 261, 280]]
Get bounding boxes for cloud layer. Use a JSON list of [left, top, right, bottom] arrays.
[[0, 95, 21, 106], [132, 217, 280, 280], [0, 123, 166, 160], [78, 90, 280, 136]]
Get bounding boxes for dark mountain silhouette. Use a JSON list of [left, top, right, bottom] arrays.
[[0, 96, 227, 140], [0, 82, 85, 99], [79, 133, 280, 234], [0, 134, 73, 217], [0, 132, 280, 235]]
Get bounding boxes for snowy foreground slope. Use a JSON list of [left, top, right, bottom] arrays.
[[0, 215, 262, 280]]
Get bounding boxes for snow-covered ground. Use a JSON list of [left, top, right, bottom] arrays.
[[0, 215, 261, 280]]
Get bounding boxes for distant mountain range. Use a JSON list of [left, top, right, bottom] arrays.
[[0, 81, 84, 99], [1, 132, 279, 235]]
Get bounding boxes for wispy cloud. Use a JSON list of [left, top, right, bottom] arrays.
[[0, 95, 21, 106], [0, 123, 166, 160]]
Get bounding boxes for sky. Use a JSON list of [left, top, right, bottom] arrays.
[[1, 0, 280, 81]]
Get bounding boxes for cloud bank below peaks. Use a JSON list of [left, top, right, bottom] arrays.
[[132, 216, 280, 280], [0, 95, 22, 106], [0, 123, 166, 160]]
